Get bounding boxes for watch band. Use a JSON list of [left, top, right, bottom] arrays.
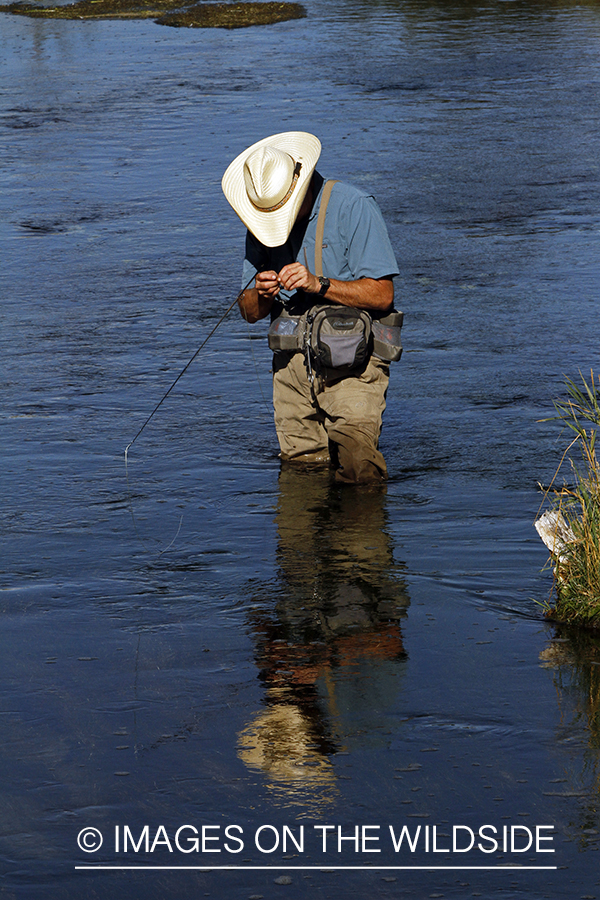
[[318, 276, 331, 297]]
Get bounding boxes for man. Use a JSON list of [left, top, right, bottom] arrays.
[[222, 131, 400, 484]]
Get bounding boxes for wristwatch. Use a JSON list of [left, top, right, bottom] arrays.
[[317, 276, 331, 297]]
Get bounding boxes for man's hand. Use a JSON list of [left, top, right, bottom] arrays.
[[238, 270, 280, 323], [277, 263, 320, 295], [256, 270, 281, 301]]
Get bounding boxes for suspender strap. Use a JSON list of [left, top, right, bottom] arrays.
[[314, 180, 338, 277]]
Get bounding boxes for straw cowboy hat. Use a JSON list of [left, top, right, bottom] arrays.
[[222, 132, 321, 248]]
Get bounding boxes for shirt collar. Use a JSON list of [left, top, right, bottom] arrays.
[[307, 171, 325, 222]]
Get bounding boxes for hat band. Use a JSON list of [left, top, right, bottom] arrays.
[[249, 161, 302, 213]]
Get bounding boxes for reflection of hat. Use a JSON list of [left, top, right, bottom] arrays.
[[237, 702, 335, 786], [222, 132, 321, 247]]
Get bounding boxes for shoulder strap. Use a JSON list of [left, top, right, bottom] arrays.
[[314, 180, 338, 277]]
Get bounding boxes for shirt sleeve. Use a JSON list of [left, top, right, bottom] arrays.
[[339, 190, 399, 281]]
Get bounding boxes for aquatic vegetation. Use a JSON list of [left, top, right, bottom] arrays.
[[0, 0, 306, 27], [537, 372, 600, 628]]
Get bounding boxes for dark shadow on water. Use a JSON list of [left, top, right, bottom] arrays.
[[237, 467, 410, 812]]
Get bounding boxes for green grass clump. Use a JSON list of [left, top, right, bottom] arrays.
[[542, 372, 600, 628]]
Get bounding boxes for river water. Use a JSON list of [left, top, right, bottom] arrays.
[[1, 0, 600, 897]]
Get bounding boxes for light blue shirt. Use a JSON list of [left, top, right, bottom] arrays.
[[242, 174, 399, 316]]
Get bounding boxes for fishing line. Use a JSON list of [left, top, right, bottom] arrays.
[[244, 315, 272, 415], [124, 274, 256, 552]]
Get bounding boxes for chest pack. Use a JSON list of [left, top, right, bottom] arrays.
[[267, 180, 403, 367]]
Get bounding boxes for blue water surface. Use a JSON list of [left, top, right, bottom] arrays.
[[1, 1, 600, 896]]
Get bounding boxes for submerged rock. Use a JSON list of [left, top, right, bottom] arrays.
[[0, 0, 306, 27], [157, 1, 305, 27]]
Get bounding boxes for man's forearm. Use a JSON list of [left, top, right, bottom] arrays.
[[321, 276, 394, 312], [238, 287, 275, 323]]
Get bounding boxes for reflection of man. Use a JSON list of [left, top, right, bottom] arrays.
[[270, 468, 409, 652], [222, 132, 401, 484], [238, 469, 409, 803]]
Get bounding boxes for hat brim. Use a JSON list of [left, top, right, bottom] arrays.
[[222, 132, 321, 248]]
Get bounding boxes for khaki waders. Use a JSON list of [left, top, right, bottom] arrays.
[[272, 350, 389, 484]]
